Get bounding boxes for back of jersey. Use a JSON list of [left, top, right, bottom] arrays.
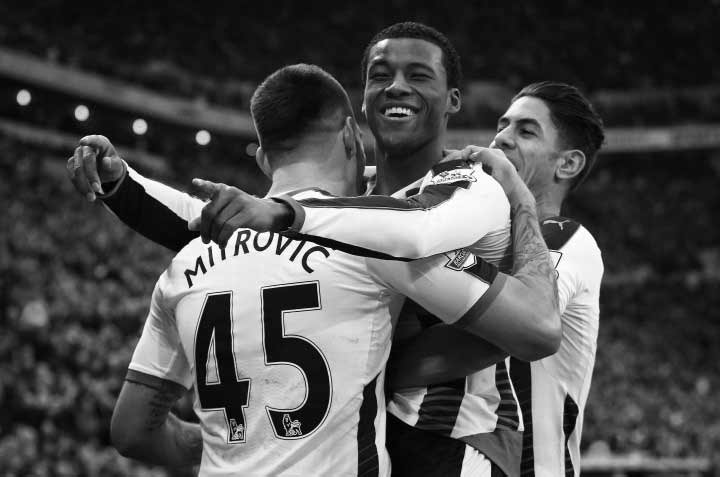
[[160, 218, 396, 476]]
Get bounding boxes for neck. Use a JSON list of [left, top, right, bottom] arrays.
[[264, 158, 354, 198], [374, 135, 445, 195], [533, 186, 564, 221]]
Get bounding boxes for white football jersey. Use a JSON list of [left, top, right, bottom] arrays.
[[510, 218, 603, 477], [276, 160, 523, 476], [129, 188, 506, 477]]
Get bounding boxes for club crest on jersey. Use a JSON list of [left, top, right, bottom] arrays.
[[282, 414, 302, 437], [444, 248, 476, 271], [428, 168, 476, 186], [229, 419, 245, 442]]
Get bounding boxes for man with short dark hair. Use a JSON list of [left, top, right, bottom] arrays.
[[387, 81, 605, 476], [209, 80, 606, 476], [68, 22, 559, 477], [495, 81, 604, 477], [92, 63, 559, 476]]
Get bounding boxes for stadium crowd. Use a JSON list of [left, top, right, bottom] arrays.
[[1, 2, 719, 474], [1, 1, 719, 127]]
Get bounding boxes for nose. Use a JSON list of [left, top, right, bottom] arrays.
[[491, 127, 515, 150], [385, 72, 412, 97]]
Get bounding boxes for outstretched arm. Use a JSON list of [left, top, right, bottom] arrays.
[[67, 135, 204, 252], [188, 158, 510, 258]]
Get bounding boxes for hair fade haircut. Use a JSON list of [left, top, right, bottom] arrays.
[[361, 22, 462, 90], [251, 63, 353, 153], [513, 81, 605, 190]]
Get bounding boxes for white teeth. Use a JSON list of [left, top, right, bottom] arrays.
[[384, 106, 415, 118]]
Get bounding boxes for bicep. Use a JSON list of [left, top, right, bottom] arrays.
[[369, 253, 500, 324]]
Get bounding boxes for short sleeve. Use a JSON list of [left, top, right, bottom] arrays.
[[128, 276, 193, 389]]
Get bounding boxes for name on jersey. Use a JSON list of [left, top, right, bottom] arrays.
[[184, 230, 332, 288]]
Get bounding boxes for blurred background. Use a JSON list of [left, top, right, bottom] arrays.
[[0, 1, 718, 475]]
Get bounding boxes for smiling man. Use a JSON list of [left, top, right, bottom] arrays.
[[360, 23, 462, 195], [493, 82, 605, 477], [66, 23, 539, 477]]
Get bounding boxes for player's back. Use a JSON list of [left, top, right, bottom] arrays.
[[162, 210, 397, 476]]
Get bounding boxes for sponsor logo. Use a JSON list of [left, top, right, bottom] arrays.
[[229, 419, 245, 442], [282, 413, 302, 437], [545, 219, 571, 230], [444, 249, 477, 271], [428, 168, 477, 186]]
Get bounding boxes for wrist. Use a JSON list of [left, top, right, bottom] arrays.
[[269, 200, 294, 231], [506, 178, 535, 208]]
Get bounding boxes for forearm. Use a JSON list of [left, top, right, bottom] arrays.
[[278, 161, 508, 260], [102, 165, 202, 252], [387, 325, 508, 390], [507, 187, 558, 313], [137, 413, 203, 468], [112, 374, 201, 468]]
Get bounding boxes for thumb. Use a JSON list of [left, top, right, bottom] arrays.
[[102, 155, 123, 172], [191, 178, 221, 200], [98, 156, 125, 184]]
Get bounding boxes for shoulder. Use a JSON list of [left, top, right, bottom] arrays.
[[427, 159, 495, 188], [544, 217, 603, 280], [162, 238, 211, 290]]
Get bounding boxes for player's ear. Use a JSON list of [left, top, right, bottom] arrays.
[[447, 88, 461, 115], [556, 149, 586, 181], [342, 116, 357, 161], [255, 147, 272, 178]]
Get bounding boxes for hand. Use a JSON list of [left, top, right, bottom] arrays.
[[445, 146, 528, 200], [66, 135, 125, 202], [187, 179, 293, 248]]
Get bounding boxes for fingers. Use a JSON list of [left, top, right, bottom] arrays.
[[199, 185, 238, 244], [79, 134, 113, 158], [209, 203, 244, 248], [442, 146, 483, 163], [81, 146, 104, 194], [216, 220, 239, 250], [67, 146, 96, 202], [191, 178, 222, 201]]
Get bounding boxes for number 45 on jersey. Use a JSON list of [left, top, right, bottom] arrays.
[[194, 282, 333, 443]]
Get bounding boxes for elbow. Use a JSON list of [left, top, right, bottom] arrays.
[[111, 415, 144, 458], [514, 309, 562, 361]]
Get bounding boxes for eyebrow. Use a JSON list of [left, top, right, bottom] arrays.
[[498, 116, 543, 130], [368, 59, 437, 74]]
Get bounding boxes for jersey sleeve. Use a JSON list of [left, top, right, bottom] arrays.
[[101, 163, 204, 252], [367, 250, 507, 324], [277, 160, 510, 260], [128, 276, 193, 389]]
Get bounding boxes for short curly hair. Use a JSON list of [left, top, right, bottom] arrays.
[[360, 22, 462, 90]]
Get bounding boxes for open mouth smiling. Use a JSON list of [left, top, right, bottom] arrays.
[[381, 106, 418, 120]]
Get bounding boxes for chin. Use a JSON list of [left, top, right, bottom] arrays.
[[376, 133, 422, 156]]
